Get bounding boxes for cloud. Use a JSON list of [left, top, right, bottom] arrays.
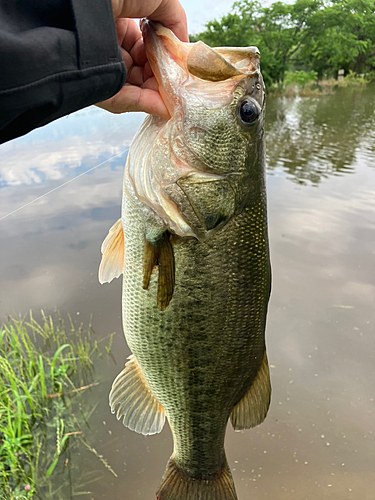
[[0, 107, 145, 186]]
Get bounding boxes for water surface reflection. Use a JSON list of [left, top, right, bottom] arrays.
[[0, 89, 374, 499], [266, 85, 375, 185]]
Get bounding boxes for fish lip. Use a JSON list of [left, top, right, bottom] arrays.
[[142, 21, 173, 112], [141, 19, 183, 52], [141, 19, 264, 117], [140, 18, 155, 43], [141, 19, 189, 117], [140, 19, 162, 39]]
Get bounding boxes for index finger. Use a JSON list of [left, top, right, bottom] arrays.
[[147, 0, 188, 42], [116, 0, 189, 43]]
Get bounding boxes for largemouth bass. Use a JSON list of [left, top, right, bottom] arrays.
[[99, 20, 271, 500]]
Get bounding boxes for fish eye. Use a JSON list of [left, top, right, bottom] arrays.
[[238, 98, 261, 127]]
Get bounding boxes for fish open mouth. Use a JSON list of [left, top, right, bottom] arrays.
[[141, 19, 261, 116], [129, 21, 266, 241]]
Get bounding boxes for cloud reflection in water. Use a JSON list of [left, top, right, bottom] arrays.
[[0, 107, 145, 187]]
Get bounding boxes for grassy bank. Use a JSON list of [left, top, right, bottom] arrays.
[[0, 312, 116, 499], [271, 70, 375, 97]]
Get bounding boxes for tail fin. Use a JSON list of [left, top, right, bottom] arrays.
[[156, 457, 237, 500]]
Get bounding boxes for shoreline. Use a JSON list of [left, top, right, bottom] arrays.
[[270, 75, 375, 97]]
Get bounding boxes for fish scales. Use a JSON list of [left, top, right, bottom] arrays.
[[122, 182, 270, 476], [99, 20, 272, 500]]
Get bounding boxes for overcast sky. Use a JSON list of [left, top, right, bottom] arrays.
[[180, 0, 236, 34]]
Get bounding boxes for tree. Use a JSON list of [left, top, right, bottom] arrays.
[[190, 0, 375, 85], [191, 0, 325, 86], [303, 0, 375, 77]]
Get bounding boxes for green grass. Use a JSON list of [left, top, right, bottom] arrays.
[[0, 311, 116, 499], [270, 70, 374, 97]]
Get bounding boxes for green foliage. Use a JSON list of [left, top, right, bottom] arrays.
[[0, 312, 116, 499], [190, 0, 375, 86], [285, 70, 318, 87], [302, 0, 375, 77], [337, 69, 370, 86]]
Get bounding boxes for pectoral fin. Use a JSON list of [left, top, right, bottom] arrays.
[[98, 219, 124, 284], [109, 355, 165, 435], [143, 232, 175, 311], [230, 352, 271, 430], [177, 174, 236, 233]]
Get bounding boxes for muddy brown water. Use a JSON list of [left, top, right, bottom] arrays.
[[1, 85, 374, 499]]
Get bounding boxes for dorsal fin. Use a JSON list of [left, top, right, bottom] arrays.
[[98, 218, 124, 284]]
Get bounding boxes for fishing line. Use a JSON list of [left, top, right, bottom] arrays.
[[0, 149, 129, 222]]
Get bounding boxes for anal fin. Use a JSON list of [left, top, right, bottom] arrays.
[[109, 355, 165, 435], [230, 351, 271, 431], [143, 232, 175, 311]]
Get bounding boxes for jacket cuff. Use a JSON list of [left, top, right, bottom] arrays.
[[70, 0, 122, 72], [0, 0, 126, 143]]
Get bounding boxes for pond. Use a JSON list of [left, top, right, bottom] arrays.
[[1, 84, 374, 499]]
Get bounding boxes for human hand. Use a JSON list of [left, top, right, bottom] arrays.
[[112, 0, 188, 42], [97, 0, 188, 118]]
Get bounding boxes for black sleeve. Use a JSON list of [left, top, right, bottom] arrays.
[[0, 0, 126, 144]]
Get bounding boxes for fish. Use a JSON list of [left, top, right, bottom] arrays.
[[99, 20, 271, 500]]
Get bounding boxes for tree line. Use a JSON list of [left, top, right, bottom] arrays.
[[190, 0, 375, 87]]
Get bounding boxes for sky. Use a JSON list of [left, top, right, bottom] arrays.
[[180, 0, 236, 34], [180, 0, 291, 34]]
